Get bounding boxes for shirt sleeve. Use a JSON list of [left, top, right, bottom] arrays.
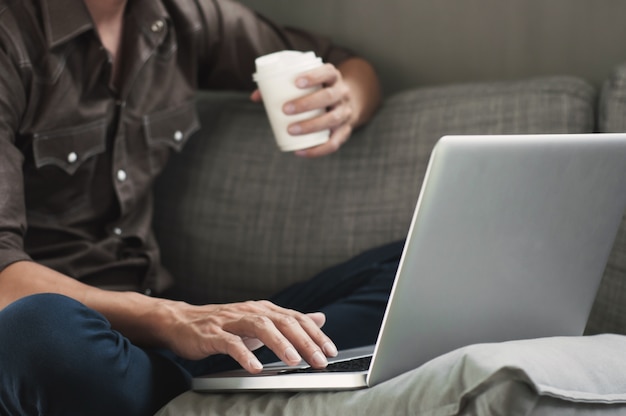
[[0, 46, 33, 273], [194, 0, 355, 90]]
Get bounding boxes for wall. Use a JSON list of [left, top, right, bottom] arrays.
[[239, 0, 626, 95]]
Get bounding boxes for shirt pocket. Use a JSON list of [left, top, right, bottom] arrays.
[[27, 119, 108, 219], [33, 119, 107, 175], [142, 100, 200, 175]]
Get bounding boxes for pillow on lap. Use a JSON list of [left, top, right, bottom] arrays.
[[156, 335, 626, 416]]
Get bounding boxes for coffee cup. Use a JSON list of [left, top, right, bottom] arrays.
[[253, 50, 330, 152]]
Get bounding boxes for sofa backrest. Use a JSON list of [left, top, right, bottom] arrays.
[[153, 76, 597, 305], [239, 0, 626, 94]]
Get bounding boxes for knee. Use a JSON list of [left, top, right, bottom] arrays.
[[0, 294, 109, 414], [0, 293, 104, 372], [0, 294, 156, 415], [1, 292, 100, 342]]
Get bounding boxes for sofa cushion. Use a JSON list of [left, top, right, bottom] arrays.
[[585, 63, 626, 335], [153, 76, 595, 304], [155, 334, 626, 416]]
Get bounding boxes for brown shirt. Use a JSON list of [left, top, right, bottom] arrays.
[[0, 0, 352, 294]]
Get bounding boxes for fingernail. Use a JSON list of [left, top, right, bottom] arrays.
[[284, 103, 295, 114], [285, 347, 302, 363], [296, 78, 308, 88], [249, 358, 263, 371], [294, 150, 308, 157], [288, 124, 302, 135], [323, 342, 338, 357], [312, 350, 328, 367]]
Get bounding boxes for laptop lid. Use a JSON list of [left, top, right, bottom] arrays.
[[193, 133, 626, 392], [368, 133, 626, 385]]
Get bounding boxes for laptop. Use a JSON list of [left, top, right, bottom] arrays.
[[192, 133, 626, 392]]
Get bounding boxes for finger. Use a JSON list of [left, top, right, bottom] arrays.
[[241, 301, 337, 360], [250, 89, 262, 102], [287, 104, 351, 136], [296, 123, 352, 158], [306, 312, 326, 328], [260, 305, 338, 360], [295, 63, 340, 89], [225, 314, 305, 366], [254, 301, 326, 327], [212, 331, 265, 374], [266, 312, 332, 368], [284, 82, 349, 116], [242, 337, 265, 351], [290, 312, 338, 359]]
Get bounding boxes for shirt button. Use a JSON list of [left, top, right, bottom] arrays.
[[144, 288, 153, 296], [113, 227, 122, 236], [116, 169, 127, 182], [67, 152, 78, 164], [151, 20, 164, 33], [173, 130, 183, 142]]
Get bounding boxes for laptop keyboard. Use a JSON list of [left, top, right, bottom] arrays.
[[278, 355, 372, 374]]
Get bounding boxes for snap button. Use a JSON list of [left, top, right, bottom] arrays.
[[144, 288, 153, 296], [116, 169, 127, 182], [113, 227, 122, 236], [67, 152, 78, 164], [151, 20, 164, 33], [173, 130, 183, 142]]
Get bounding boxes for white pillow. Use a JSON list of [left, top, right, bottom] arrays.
[[156, 334, 626, 416]]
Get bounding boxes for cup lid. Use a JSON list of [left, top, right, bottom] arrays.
[[253, 50, 322, 81]]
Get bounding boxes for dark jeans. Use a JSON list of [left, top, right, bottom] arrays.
[[0, 241, 403, 416]]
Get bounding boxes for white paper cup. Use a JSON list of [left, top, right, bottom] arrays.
[[253, 51, 330, 152]]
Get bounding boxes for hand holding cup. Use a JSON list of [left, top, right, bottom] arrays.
[[253, 51, 356, 156]]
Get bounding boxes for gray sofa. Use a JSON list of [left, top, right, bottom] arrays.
[[149, 1, 626, 414], [151, 70, 626, 414]]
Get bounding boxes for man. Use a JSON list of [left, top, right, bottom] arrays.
[[0, 0, 389, 414]]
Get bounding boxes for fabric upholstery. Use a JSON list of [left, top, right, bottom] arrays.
[[586, 63, 626, 335], [155, 335, 626, 416], [153, 76, 595, 305]]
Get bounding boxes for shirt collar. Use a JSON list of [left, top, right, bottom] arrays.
[[124, 0, 170, 49], [41, 0, 94, 48], [40, 0, 171, 49]]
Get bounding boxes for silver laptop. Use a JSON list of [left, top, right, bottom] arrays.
[[192, 133, 626, 392]]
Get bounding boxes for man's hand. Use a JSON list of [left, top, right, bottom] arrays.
[[250, 57, 381, 158], [155, 299, 338, 374], [0, 262, 338, 375]]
